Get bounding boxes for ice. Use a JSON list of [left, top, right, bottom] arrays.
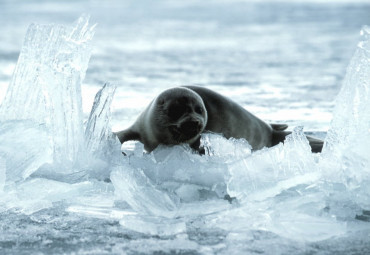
[[111, 236, 200, 255], [197, 186, 348, 243], [111, 135, 248, 218], [85, 82, 118, 157], [266, 188, 348, 242], [0, 120, 53, 182], [321, 26, 370, 209], [324, 26, 370, 158], [271, 214, 346, 242], [0, 15, 95, 166], [115, 135, 239, 207], [113, 137, 236, 217], [227, 127, 319, 202], [120, 215, 187, 236], [0, 178, 96, 215], [81, 82, 121, 180], [111, 164, 178, 218], [121, 140, 145, 157], [149, 143, 228, 193], [2, 15, 370, 253], [0, 156, 5, 192], [201, 132, 252, 159], [66, 205, 136, 220]]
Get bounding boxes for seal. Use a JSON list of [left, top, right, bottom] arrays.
[[115, 86, 323, 153], [115, 86, 208, 152]]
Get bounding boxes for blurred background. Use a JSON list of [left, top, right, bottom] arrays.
[[1, 0, 370, 133]]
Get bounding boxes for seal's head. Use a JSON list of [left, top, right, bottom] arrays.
[[152, 87, 208, 145]]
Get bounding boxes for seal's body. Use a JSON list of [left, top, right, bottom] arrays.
[[115, 86, 323, 153], [184, 86, 273, 150]]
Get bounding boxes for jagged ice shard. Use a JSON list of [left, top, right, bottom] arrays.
[[111, 163, 179, 218], [0, 16, 119, 216], [0, 120, 52, 182], [227, 127, 319, 203], [324, 26, 370, 158], [320, 26, 370, 209], [0, 15, 96, 167], [0, 156, 5, 192], [85, 82, 118, 157]]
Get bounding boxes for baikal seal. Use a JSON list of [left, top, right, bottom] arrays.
[[115, 86, 323, 153]]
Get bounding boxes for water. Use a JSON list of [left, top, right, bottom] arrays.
[[2, 0, 370, 131], [1, 0, 370, 254]]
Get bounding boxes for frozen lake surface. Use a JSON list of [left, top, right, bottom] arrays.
[[1, 0, 370, 254]]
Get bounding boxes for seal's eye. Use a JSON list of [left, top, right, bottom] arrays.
[[168, 104, 186, 120], [195, 106, 203, 114]]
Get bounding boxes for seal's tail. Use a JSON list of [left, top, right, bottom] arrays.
[[270, 124, 323, 153], [306, 136, 324, 153]]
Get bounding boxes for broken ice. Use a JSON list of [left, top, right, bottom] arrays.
[[115, 136, 233, 206], [111, 164, 178, 218], [324, 26, 370, 159], [0, 120, 52, 182], [0, 156, 5, 192], [1, 15, 370, 253], [111, 134, 252, 217], [85, 82, 118, 157], [0, 14, 95, 166], [120, 215, 187, 236], [321, 25, 370, 208], [227, 127, 319, 202]]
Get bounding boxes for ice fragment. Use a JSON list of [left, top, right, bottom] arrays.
[[227, 127, 319, 202], [0, 156, 5, 192], [121, 141, 144, 157], [201, 132, 252, 160], [85, 82, 118, 156], [0, 178, 95, 215], [324, 26, 370, 159], [111, 164, 178, 217], [127, 143, 230, 201], [120, 215, 186, 236], [0, 15, 95, 165], [0, 120, 53, 182], [321, 26, 370, 208]]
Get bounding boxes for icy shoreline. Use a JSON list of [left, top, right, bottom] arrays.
[[0, 16, 370, 254]]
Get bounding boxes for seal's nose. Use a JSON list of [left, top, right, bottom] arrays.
[[182, 120, 199, 130], [180, 120, 201, 134], [180, 120, 201, 133]]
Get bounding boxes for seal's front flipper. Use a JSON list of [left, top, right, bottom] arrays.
[[190, 137, 205, 155], [114, 129, 140, 144], [114, 129, 141, 156]]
